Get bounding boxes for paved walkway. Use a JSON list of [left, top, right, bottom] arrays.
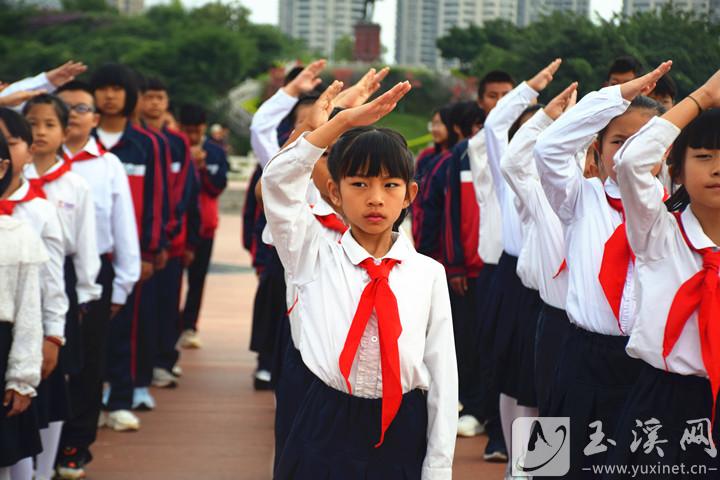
[[89, 214, 504, 479]]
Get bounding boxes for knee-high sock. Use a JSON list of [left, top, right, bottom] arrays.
[[499, 393, 515, 455], [10, 457, 32, 480], [36, 421, 63, 480], [0, 467, 11, 480]]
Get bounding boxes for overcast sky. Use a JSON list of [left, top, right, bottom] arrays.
[[146, 0, 623, 63]]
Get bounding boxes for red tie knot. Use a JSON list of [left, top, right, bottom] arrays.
[[360, 258, 399, 281], [703, 250, 720, 273]]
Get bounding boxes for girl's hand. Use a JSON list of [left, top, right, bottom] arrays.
[[527, 58, 562, 93], [41, 339, 60, 379], [284, 59, 326, 98], [334, 67, 391, 109], [302, 80, 344, 131], [544, 82, 579, 120], [3, 390, 31, 417], [620, 61, 672, 101], [339, 81, 412, 129]]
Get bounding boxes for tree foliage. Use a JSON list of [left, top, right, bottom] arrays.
[[437, 6, 720, 100]]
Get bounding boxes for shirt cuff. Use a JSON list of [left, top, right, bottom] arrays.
[[534, 109, 555, 129], [648, 116, 682, 148], [292, 133, 328, 168], [518, 81, 540, 101], [277, 87, 301, 104], [77, 285, 103, 305], [4, 381, 37, 398], [43, 322, 65, 340], [111, 283, 131, 305], [421, 465, 452, 480]]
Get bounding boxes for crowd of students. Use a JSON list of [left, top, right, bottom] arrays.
[[247, 55, 720, 479], [0, 61, 228, 480]]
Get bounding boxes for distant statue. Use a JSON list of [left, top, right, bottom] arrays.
[[363, 0, 376, 22]]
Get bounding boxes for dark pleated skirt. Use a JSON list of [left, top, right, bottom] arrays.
[[535, 303, 571, 416], [34, 358, 71, 428], [491, 253, 543, 407], [540, 325, 643, 479], [61, 257, 83, 375], [0, 322, 42, 467], [250, 250, 286, 357], [271, 314, 292, 388], [275, 373, 428, 480], [603, 363, 720, 480]]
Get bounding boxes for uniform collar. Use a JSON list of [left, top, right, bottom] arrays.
[[341, 229, 413, 266], [682, 206, 719, 251], [604, 177, 621, 200], [311, 197, 339, 217], [63, 137, 102, 159], [8, 179, 29, 201], [23, 157, 65, 180]]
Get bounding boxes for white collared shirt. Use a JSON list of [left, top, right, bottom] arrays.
[[501, 109, 569, 308], [0, 72, 55, 112], [263, 134, 458, 480], [616, 117, 717, 377], [65, 138, 141, 305], [25, 160, 102, 305], [534, 85, 640, 335], [250, 88, 298, 169], [10, 180, 68, 339], [467, 130, 503, 264], [485, 82, 539, 257], [0, 216, 47, 397]]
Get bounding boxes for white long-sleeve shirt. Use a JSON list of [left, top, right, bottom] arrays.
[[250, 88, 298, 169], [485, 81, 539, 257], [534, 85, 646, 336], [65, 138, 140, 305], [501, 109, 569, 308], [616, 117, 717, 377], [263, 134, 458, 480], [0, 72, 56, 111], [25, 160, 102, 305], [0, 216, 47, 397], [467, 130, 503, 264], [10, 180, 68, 339]]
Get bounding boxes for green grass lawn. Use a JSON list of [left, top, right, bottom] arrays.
[[375, 111, 432, 153]]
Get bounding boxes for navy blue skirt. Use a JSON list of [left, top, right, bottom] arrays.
[[275, 374, 428, 479], [604, 363, 720, 479], [491, 253, 543, 407], [541, 326, 642, 479], [0, 322, 42, 467], [534, 303, 571, 416], [250, 250, 286, 363]]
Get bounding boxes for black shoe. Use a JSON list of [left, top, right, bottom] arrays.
[[56, 446, 89, 479], [253, 376, 273, 391], [483, 436, 508, 463]]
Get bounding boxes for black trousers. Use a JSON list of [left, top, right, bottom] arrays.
[[155, 257, 184, 371], [59, 255, 113, 457], [182, 237, 214, 332]]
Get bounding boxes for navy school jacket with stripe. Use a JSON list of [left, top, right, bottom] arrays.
[[242, 165, 263, 268], [198, 138, 229, 239], [94, 123, 164, 262], [164, 127, 201, 256], [443, 139, 483, 278], [412, 146, 453, 262]]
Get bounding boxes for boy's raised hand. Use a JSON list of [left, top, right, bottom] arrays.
[[544, 82, 579, 120], [46, 60, 87, 87], [341, 81, 411, 128], [334, 66, 391, 109], [620, 60, 672, 101], [527, 58, 562, 93], [284, 59, 327, 98]]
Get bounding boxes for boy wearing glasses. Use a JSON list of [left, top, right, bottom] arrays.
[[54, 80, 140, 480]]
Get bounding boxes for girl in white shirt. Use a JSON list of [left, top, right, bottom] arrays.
[[0, 129, 47, 479], [533, 62, 671, 476], [605, 68, 720, 475], [263, 82, 457, 480]]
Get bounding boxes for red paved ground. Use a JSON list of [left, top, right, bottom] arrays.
[[89, 213, 505, 479]]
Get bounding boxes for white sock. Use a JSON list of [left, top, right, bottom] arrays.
[[0, 467, 11, 480], [499, 393, 516, 456], [35, 421, 63, 480], [10, 457, 32, 480]]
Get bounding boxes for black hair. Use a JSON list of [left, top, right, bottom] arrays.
[[597, 95, 665, 155], [89, 63, 139, 117], [478, 70, 515, 99], [665, 108, 720, 212], [433, 105, 457, 153], [0, 129, 11, 197], [508, 104, 544, 141], [0, 108, 33, 145], [283, 66, 304, 86], [285, 91, 322, 128], [142, 76, 168, 93], [22, 93, 70, 129], [56, 80, 95, 101], [651, 74, 677, 102], [449, 101, 485, 139], [607, 55, 642, 80], [178, 103, 207, 126]]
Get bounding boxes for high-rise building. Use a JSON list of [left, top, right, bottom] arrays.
[[109, 0, 143, 14], [278, 0, 367, 59], [518, 0, 591, 25], [622, 0, 710, 16]]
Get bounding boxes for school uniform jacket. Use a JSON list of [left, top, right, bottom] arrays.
[[198, 138, 229, 240], [10, 181, 68, 339], [94, 123, 164, 262], [263, 134, 458, 480], [534, 85, 653, 335], [413, 147, 452, 262], [140, 124, 172, 251], [64, 138, 140, 305], [24, 160, 102, 305], [617, 116, 718, 378], [242, 165, 263, 269]]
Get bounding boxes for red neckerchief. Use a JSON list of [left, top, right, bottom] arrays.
[[664, 211, 720, 426], [314, 213, 348, 235], [338, 258, 403, 448], [1, 183, 46, 213], [63, 143, 106, 163], [0, 199, 14, 215], [28, 161, 72, 196]]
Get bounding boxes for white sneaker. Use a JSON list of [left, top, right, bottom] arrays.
[[97, 411, 107, 428], [132, 387, 156, 411], [106, 410, 140, 431], [457, 414, 485, 437], [171, 365, 183, 377], [152, 367, 178, 388], [180, 329, 202, 349]]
